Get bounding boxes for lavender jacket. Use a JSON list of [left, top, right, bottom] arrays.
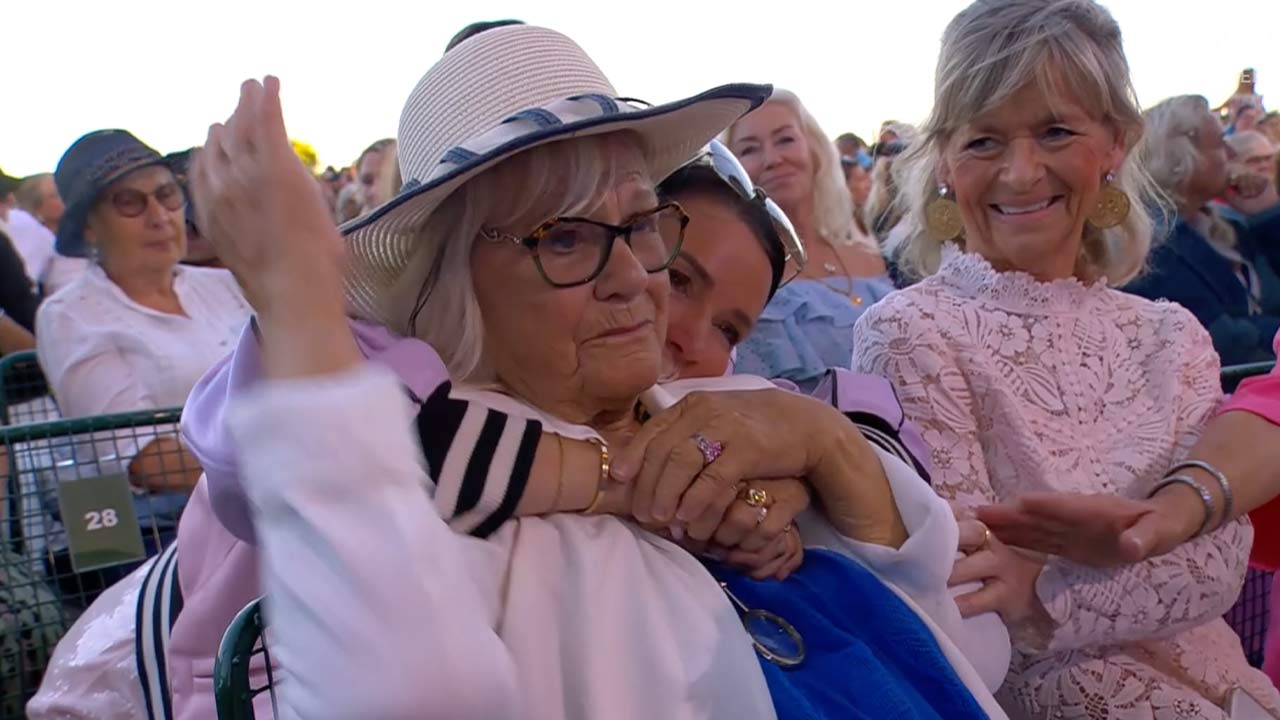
[[166, 320, 937, 720]]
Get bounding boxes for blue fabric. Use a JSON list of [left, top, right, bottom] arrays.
[[734, 276, 894, 389], [1123, 218, 1280, 365], [708, 549, 987, 720]]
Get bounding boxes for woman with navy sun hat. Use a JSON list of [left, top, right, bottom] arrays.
[[36, 129, 250, 507]]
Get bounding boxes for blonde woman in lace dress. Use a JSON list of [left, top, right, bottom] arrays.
[[852, 0, 1280, 718]]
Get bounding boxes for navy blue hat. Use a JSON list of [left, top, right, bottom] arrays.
[[53, 129, 169, 257]]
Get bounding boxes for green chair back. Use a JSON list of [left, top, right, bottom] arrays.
[[1221, 361, 1275, 394], [214, 597, 277, 720], [0, 408, 188, 712], [0, 351, 57, 426]]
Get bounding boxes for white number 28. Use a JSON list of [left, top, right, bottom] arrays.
[[84, 509, 120, 531]]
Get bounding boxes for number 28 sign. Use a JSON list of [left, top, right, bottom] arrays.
[[56, 473, 147, 572]]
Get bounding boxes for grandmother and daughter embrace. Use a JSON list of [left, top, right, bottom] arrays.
[[29, 1, 1277, 719]]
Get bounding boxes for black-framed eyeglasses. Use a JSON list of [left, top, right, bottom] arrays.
[[481, 202, 689, 288], [108, 182, 186, 218], [692, 141, 806, 285]]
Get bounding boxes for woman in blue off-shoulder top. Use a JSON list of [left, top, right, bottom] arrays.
[[725, 89, 894, 388]]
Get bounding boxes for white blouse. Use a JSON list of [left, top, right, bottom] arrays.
[[36, 264, 250, 419], [229, 366, 1009, 720]]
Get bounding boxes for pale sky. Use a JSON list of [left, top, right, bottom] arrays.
[[3, 0, 1275, 176]]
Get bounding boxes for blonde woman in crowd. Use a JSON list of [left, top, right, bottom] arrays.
[[853, 0, 1280, 717], [725, 90, 894, 389]]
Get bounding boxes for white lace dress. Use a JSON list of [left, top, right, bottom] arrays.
[[852, 245, 1280, 719]]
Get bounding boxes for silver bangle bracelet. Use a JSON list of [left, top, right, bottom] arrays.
[[1168, 460, 1233, 530], [1148, 474, 1215, 537]]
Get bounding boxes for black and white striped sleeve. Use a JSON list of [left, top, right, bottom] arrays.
[[415, 383, 543, 538]]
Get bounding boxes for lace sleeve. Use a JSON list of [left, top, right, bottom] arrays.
[[1037, 314, 1251, 652], [852, 295, 996, 508]]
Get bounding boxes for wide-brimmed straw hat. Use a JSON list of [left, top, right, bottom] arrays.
[[341, 24, 771, 326]]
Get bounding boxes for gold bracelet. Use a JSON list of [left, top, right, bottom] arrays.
[[548, 434, 567, 513], [582, 436, 610, 514]]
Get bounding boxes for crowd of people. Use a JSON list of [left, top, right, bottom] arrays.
[[4, 0, 1280, 718]]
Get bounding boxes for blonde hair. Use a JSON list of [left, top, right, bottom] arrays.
[[864, 154, 904, 236], [895, 0, 1159, 285], [1143, 95, 1238, 249], [383, 132, 647, 384], [726, 89, 873, 250]]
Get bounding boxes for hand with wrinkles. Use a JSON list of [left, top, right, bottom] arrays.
[[667, 477, 810, 580]]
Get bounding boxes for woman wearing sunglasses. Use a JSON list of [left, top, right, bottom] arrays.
[[36, 130, 250, 497]]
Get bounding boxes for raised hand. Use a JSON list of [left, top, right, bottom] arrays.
[[190, 76, 358, 379]]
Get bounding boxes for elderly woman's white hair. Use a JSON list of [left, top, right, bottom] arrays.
[[1142, 94, 1241, 250], [725, 89, 874, 249], [383, 132, 647, 383], [1141, 95, 1214, 207], [894, 0, 1160, 285]]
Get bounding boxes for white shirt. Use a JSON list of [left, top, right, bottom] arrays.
[[3, 207, 92, 294], [229, 366, 1009, 720], [37, 263, 250, 419], [42, 254, 92, 297], [4, 208, 54, 286]]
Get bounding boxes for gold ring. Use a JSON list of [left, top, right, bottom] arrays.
[[741, 486, 771, 508], [980, 523, 992, 548]]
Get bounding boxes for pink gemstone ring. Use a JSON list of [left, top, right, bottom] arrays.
[[693, 433, 724, 466]]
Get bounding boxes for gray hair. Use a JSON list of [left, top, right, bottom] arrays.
[[726, 89, 874, 250], [1143, 95, 1238, 249], [383, 132, 647, 384], [1141, 95, 1210, 208], [895, 0, 1159, 285]]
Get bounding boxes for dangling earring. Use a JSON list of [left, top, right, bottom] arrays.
[[926, 184, 964, 241], [1087, 171, 1131, 230]]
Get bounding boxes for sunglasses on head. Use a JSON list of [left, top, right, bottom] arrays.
[[107, 182, 186, 218]]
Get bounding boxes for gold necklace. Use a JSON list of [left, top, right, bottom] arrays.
[[816, 244, 864, 306]]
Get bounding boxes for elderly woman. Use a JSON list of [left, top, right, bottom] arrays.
[[851, 0, 1280, 717], [1124, 96, 1280, 364], [35, 132, 249, 496], [149, 27, 1006, 720], [26, 132, 1000, 719], [723, 90, 893, 390]]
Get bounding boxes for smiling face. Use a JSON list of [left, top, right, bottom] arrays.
[[470, 139, 669, 420], [729, 102, 815, 214], [938, 79, 1124, 281]]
